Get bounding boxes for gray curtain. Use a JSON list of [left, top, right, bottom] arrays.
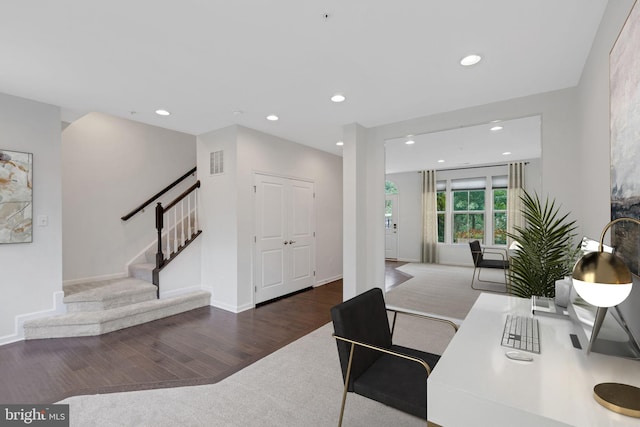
[[422, 170, 438, 263], [507, 162, 526, 247]]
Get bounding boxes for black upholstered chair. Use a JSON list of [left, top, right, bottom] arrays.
[[330, 288, 457, 426], [469, 240, 509, 292]]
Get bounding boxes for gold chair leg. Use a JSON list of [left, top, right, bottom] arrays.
[[338, 343, 355, 427]]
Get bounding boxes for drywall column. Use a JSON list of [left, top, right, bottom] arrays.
[[197, 125, 239, 312], [342, 123, 385, 300]]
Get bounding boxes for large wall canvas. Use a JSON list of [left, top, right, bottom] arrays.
[[0, 149, 33, 243], [610, 1, 640, 274]]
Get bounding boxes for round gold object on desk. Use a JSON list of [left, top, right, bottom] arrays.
[[593, 383, 640, 418]]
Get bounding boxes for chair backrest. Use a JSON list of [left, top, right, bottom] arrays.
[[469, 240, 483, 266], [330, 288, 392, 390]]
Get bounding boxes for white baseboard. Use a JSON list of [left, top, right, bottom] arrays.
[[0, 290, 66, 346], [314, 274, 342, 287], [209, 298, 240, 313], [63, 271, 128, 287], [235, 302, 253, 313], [396, 258, 421, 263]]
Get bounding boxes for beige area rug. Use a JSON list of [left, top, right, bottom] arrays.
[[386, 263, 507, 321], [60, 323, 426, 427], [385, 263, 508, 355], [59, 264, 495, 426]]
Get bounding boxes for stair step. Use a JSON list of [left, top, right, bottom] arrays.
[[129, 263, 154, 283], [63, 278, 157, 312], [24, 291, 211, 339]]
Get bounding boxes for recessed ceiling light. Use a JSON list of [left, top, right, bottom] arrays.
[[155, 109, 170, 116], [405, 137, 415, 145], [266, 114, 279, 121], [491, 126, 504, 131], [336, 141, 344, 146], [438, 159, 445, 163], [331, 94, 346, 103], [460, 54, 482, 67], [502, 151, 512, 156]]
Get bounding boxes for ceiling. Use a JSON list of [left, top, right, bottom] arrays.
[[0, 1, 607, 156], [385, 115, 542, 174]]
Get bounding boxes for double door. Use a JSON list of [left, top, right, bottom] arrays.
[[254, 174, 315, 304]]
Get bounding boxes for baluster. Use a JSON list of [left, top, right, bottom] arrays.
[[165, 211, 170, 257], [180, 200, 185, 246], [173, 207, 178, 253], [187, 194, 192, 238], [194, 190, 199, 231]]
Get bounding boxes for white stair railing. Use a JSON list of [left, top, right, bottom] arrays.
[[154, 181, 201, 285]]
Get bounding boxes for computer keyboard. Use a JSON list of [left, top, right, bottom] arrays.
[[501, 314, 540, 354]]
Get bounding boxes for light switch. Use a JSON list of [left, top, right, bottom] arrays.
[[37, 215, 48, 227]]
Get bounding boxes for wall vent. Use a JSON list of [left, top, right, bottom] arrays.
[[210, 150, 224, 175]]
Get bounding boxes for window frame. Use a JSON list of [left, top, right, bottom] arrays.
[[492, 188, 508, 245], [451, 189, 486, 244], [435, 174, 509, 246]]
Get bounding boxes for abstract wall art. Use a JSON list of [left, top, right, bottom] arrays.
[[610, 1, 640, 274], [0, 149, 33, 243]]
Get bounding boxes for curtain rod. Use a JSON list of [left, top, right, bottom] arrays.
[[417, 161, 529, 173]]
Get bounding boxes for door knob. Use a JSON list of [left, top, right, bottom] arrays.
[[284, 241, 289, 245], [289, 240, 296, 245]]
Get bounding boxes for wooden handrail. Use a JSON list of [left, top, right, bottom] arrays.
[[163, 181, 200, 212], [121, 167, 197, 221]]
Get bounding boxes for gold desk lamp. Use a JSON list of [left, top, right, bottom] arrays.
[[572, 217, 640, 418]]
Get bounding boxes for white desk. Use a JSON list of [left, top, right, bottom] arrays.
[[428, 293, 640, 426]]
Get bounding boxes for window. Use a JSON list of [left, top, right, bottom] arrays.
[[453, 190, 485, 243], [385, 180, 398, 229], [493, 189, 507, 245], [451, 178, 485, 244], [492, 175, 507, 245], [385, 180, 398, 195], [436, 181, 446, 243], [385, 199, 393, 229]]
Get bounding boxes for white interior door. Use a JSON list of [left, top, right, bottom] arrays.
[[254, 174, 315, 304], [287, 180, 315, 292], [254, 175, 287, 303], [385, 194, 398, 259]]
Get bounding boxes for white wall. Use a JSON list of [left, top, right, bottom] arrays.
[[197, 125, 239, 311], [62, 113, 197, 282], [343, 0, 636, 297], [576, 0, 636, 241], [236, 126, 342, 309], [0, 93, 62, 342], [198, 125, 343, 312], [158, 237, 202, 298], [345, 88, 582, 296], [388, 161, 542, 267]]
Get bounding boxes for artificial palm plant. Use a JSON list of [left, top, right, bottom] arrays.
[[507, 191, 578, 298]]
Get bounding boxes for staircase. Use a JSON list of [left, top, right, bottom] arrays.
[[23, 168, 208, 340], [24, 278, 210, 339], [128, 245, 158, 283]]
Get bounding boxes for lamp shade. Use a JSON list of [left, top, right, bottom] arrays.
[[572, 251, 633, 307]]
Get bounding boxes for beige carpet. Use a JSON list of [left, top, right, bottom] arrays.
[[384, 263, 508, 356], [59, 264, 491, 426], [387, 262, 507, 320]]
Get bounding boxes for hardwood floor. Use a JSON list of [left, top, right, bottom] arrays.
[[385, 260, 412, 289], [0, 264, 409, 405], [0, 281, 342, 404]]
